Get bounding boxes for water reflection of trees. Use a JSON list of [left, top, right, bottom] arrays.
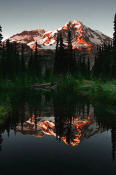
[[0, 91, 116, 160], [54, 93, 93, 145], [94, 103, 116, 160]]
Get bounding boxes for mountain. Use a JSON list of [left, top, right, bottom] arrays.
[[9, 20, 112, 51], [16, 116, 105, 146], [16, 105, 105, 147]]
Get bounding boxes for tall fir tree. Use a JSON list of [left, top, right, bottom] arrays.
[[5, 39, 12, 75], [77, 55, 82, 74], [59, 31, 65, 74], [28, 49, 34, 72], [54, 31, 60, 74], [21, 44, 25, 72], [34, 42, 41, 76], [0, 25, 3, 44], [112, 13, 116, 77], [87, 57, 90, 77], [81, 57, 88, 76], [54, 31, 65, 74], [113, 13, 116, 48], [92, 46, 104, 77], [0, 44, 5, 77], [0, 25, 3, 77], [92, 43, 113, 78], [12, 42, 20, 75], [67, 25, 72, 74], [67, 25, 76, 74]]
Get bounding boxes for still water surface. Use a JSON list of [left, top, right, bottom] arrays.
[[0, 90, 116, 175]]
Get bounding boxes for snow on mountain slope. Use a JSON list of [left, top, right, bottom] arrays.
[[9, 20, 112, 51]]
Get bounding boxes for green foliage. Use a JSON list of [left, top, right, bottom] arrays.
[[57, 75, 77, 93], [0, 94, 12, 124]]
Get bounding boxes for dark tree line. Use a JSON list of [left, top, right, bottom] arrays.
[[0, 39, 27, 78], [92, 43, 113, 77], [0, 27, 41, 78], [28, 42, 41, 76], [92, 13, 116, 78], [54, 24, 78, 75]]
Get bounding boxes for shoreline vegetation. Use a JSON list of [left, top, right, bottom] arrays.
[[0, 74, 116, 103], [0, 81, 116, 126]]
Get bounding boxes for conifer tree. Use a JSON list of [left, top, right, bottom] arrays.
[[113, 13, 116, 48], [112, 13, 116, 77], [92, 43, 113, 77], [81, 57, 87, 76], [34, 42, 41, 75], [67, 26, 73, 74], [0, 25, 3, 44], [59, 31, 65, 74], [54, 31, 65, 74], [0, 44, 5, 77], [4, 40, 20, 77], [0, 25, 3, 77], [21, 44, 25, 72], [11, 42, 17, 75], [28, 49, 34, 72], [13, 42, 20, 75], [92, 46, 103, 76], [67, 24, 77, 74], [87, 57, 90, 77], [76, 55, 82, 74], [5, 39, 11, 75], [54, 31, 59, 74]]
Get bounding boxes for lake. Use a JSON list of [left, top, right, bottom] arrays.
[[0, 90, 116, 175]]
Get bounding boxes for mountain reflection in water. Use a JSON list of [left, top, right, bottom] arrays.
[[16, 114, 95, 147], [0, 90, 116, 165]]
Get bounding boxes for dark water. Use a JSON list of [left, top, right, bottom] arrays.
[[0, 90, 116, 175]]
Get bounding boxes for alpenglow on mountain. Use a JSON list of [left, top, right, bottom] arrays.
[[9, 20, 112, 51]]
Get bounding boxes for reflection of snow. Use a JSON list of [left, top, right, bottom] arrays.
[[15, 115, 104, 147]]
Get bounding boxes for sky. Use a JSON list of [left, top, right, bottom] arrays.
[[0, 0, 116, 40]]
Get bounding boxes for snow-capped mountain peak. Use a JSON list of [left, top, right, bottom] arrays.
[[8, 20, 112, 51]]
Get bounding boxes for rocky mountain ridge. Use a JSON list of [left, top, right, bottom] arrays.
[[8, 20, 112, 51]]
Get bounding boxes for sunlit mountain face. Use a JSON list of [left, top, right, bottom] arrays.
[[9, 20, 112, 51]]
